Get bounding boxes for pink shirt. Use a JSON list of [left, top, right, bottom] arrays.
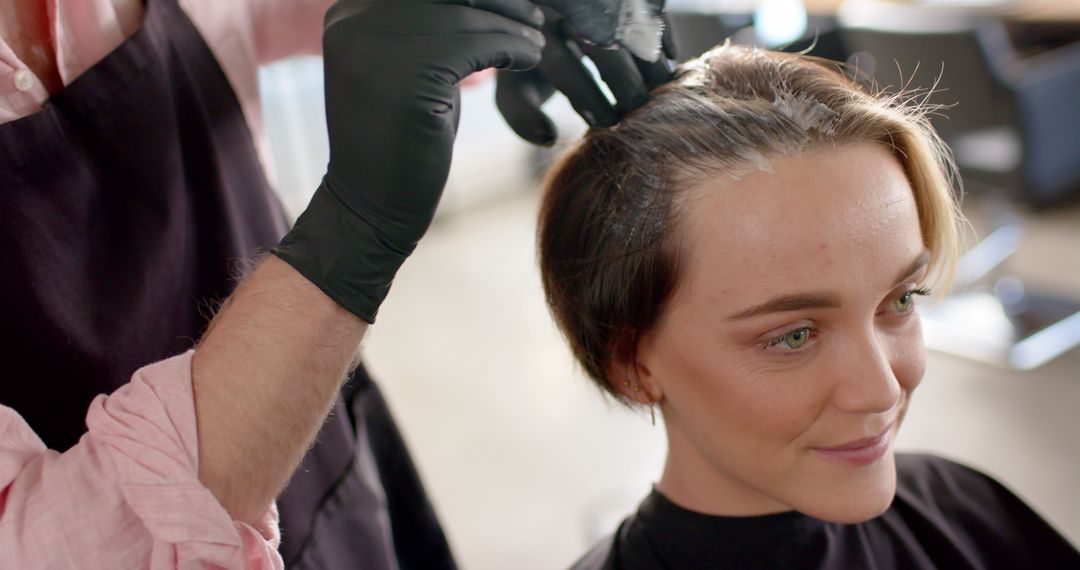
[[0, 1, 330, 566], [0, 0, 331, 176], [0, 352, 282, 568]]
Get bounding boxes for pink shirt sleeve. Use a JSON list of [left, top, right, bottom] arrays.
[[0, 352, 283, 569]]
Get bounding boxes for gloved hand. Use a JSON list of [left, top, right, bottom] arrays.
[[496, 1, 676, 146], [535, 0, 665, 60], [273, 0, 544, 323]]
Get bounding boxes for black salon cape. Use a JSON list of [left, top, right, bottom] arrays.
[[571, 454, 1080, 569]]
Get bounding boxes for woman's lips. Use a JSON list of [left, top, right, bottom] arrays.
[[811, 426, 893, 466]]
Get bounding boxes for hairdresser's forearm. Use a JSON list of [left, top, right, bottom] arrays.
[[190, 255, 367, 526]]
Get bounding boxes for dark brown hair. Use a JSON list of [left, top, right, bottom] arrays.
[[538, 43, 960, 403]]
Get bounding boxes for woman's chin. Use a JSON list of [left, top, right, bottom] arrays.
[[810, 493, 895, 524], [794, 453, 899, 524]]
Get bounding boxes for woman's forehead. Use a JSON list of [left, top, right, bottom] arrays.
[[675, 143, 924, 301]]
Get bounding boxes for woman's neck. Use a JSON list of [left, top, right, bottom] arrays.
[[658, 418, 794, 517]]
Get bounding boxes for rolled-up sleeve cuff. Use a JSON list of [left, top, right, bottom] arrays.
[[85, 351, 283, 568]]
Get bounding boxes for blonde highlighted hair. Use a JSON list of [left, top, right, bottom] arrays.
[[538, 43, 963, 401]]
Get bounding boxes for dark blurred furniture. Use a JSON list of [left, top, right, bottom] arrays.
[[837, 0, 1080, 369], [667, 10, 848, 63], [667, 11, 738, 61], [809, 0, 1080, 24], [839, 0, 1080, 207]]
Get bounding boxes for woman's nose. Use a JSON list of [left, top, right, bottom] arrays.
[[830, 330, 903, 414]]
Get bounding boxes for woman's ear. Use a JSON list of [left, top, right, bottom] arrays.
[[607, 332, 664, 405]]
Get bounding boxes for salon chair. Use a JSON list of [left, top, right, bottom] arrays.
[[838, 0, 1080, 206], [838, 0, 1080, 369]]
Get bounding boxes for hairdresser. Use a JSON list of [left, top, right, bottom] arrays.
[[0, 0, 671, 567]]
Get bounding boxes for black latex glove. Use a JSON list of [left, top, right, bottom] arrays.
[[273, 0, 544, 323], [496, 1, 676, 146], [531, 0, 644, 51]]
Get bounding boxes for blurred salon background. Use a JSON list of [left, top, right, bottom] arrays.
[[258, 0, 1079, 567]]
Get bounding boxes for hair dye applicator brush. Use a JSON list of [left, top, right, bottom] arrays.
[[534, 0, 666, 62]]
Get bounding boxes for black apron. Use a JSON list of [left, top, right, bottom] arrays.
[[0, 0, 454, 568]]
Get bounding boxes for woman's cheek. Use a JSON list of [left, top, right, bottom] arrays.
[[891, 319, 927, 393]]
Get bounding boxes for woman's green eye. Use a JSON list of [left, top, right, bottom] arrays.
[[771, 327, 811, 349], [893, 287, 931, 313]]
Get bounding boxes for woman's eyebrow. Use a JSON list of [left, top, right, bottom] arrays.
[[725, 249, 932, 321], [726, 293, 842, 321], [893, 249, 930, 285]]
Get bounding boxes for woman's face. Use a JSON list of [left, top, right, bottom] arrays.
[[636, 142, 929, 523]]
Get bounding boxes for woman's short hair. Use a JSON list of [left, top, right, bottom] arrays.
[[538, 42, 962, 402]]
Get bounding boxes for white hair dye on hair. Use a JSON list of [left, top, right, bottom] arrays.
[[615, 0, 665, 61], [772, 89, 840, 135]]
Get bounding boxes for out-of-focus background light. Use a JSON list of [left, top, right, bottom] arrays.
[[755, 0, 809, 45]]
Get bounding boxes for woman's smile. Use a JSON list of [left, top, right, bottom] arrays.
[[810, 423, 896, 466]]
